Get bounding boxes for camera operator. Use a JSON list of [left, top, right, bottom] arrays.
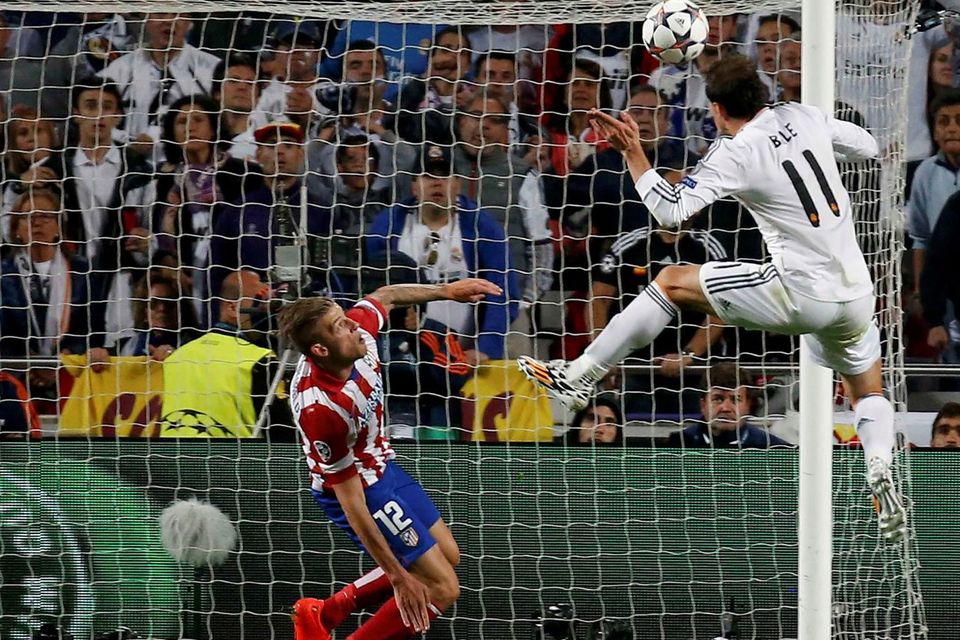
[[210, 122, 333, 302]]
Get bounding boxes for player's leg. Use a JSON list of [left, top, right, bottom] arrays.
[[347, 543, 459, 640], [346, 519, 459, 639], [519, 263, 714, 410], [805, 302, 906, 542]]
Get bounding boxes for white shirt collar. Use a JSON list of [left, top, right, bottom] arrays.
[[73, 145, 122, 168]]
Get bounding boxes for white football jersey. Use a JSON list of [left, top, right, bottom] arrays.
[[634, 102, 879, 302]]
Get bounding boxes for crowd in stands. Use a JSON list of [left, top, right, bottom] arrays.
[[0, 9, 957, 444]]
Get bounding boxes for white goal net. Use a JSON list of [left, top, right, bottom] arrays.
[[0, 1, 929, 639]]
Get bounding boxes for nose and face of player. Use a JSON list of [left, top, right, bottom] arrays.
[[309, 305, 367, 366], [701, 387, 751, 433]]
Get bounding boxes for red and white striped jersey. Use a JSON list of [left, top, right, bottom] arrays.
[[289, 297, 395, 492]]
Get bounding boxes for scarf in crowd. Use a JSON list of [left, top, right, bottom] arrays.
[[15, 250, 71, 356]]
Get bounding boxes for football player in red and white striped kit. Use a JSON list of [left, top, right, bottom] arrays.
[[279, 278, 501, 640]]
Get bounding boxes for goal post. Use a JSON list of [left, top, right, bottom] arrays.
[[798, 0, 835, 637]]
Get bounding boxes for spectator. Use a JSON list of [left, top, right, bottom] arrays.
[[667, 362, 790, 448], [453, 94, 554, 311], [316, 135, 406, 298], [46, 13, 139, 114], [395, 27, 473, 144], [0, 13, 53, 118], [564, 395, 624, 446], [589, 224, 726, 417], [156, 94, 257, 327], [908, 89, 960, 312], [467, 24, 550, 87], [930, 401, 960, 448], [318, 40, 396, 143], [384, 302, 473, 432], [473, 51, 542, 158], [751, 14, 800, 95], [210, 122, 332, 298], [920, 186, 960, 359], [212, 53, 265, 163], [774, 34, 801, 102], [256, 20, 328, 138], [99, 12, 220, 156], [319, 21, 445, 87], [50, 79, 156, 350], [367, 142, 517, 363], [542, 58, 611, 177], [118, 274, 198, 359], [929, 42, 955, 103], [0, 188, 107, 394], [159, 269, 292, 439], [2, 107, 60, 241]]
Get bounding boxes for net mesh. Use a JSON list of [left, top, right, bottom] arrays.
[[0, 2, 928, 639]]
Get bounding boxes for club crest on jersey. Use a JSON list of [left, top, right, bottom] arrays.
[[681, 176, 698, 189], [313, 440, 332, 462], [400, 528, 420, 547]]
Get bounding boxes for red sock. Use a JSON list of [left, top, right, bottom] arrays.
[[347, 597, 442, 640], [320, 568, 393, 629]]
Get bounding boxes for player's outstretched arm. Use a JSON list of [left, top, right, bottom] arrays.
[[332, 474, 433, 632], [369, 279, 503, 314]]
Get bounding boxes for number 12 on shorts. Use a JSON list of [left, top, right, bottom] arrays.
[[373, 500, 413, 535]]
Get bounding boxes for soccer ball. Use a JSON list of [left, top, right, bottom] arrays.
[[642, 0, 709, 65]]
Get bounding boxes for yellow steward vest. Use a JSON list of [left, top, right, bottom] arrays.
[[159, 331, 273, 438]]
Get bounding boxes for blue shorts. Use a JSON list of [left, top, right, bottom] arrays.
[[313, 460, 441, 568]]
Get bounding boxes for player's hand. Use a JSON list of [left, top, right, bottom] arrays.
[[442, 278, 503, 303], [391, 571, 432, 633], [928, 325, 950, 351], [588, 108, 642, 154]]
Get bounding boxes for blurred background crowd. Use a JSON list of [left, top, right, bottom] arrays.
[[0, 7, 957, 445]]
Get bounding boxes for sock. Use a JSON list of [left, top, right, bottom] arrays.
[[347, 597, 443, 640], [568, 282, 679, 382], [855, 393, 895, 465], [320, 568, 392, 629]]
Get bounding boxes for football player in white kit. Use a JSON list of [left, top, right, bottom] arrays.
[[518, 55, 907, 542]]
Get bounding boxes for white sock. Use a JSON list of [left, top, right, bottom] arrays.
[[855, 394, 895, 465], [567, 282, 679, 382]]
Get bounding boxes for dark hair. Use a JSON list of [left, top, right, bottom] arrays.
[[342, 39, 388, 78], [432, 26, 467, 50], [628, 83, 668, 104], [565, 395, 624, 446], [212, 52, 259, 99], [70, 76, 124, 113], [473, 50, 517, 77], [932, 401, 960, 435], [161, 94, 222, 165], [699, 361, 758, 410], [929, 88, 960, 120], [346, 38, 378, 54], [704, 54, 769, 119], [335, 134, 381, 165], [757, 14, 801, 35]]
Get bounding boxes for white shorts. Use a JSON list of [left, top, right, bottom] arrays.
[[699, 261, 880, 376]]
